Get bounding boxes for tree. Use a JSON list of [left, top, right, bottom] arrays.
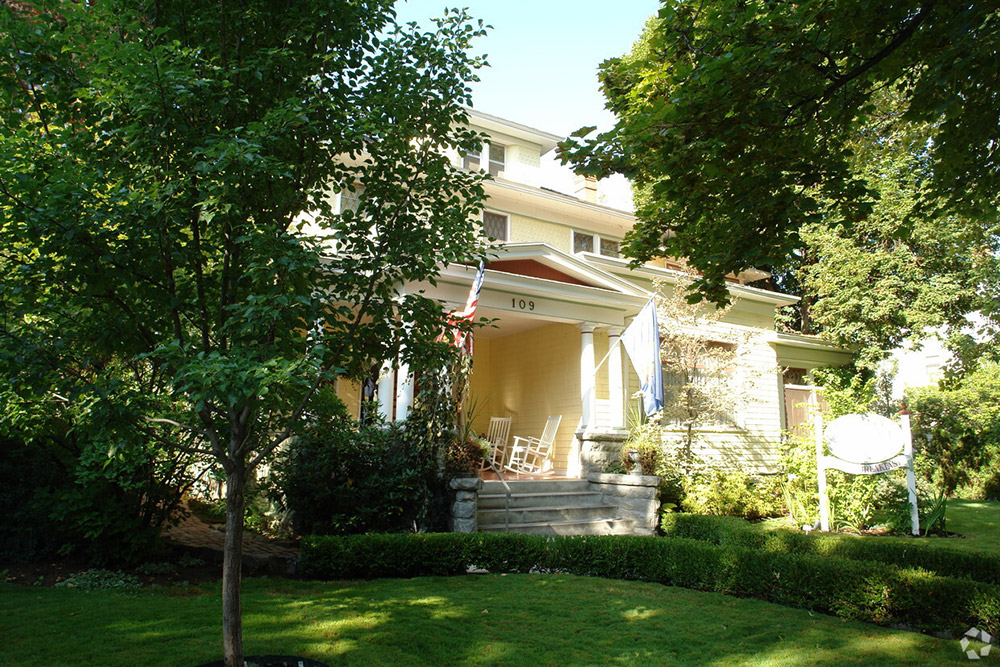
[[560, 1, 1000, 305], [652, 274, 773, 463], [0, 2, 489, 665], [796, 97, 998, 371]]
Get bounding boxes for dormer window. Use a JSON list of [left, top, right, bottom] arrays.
[[573, 231, 620, 258], [463, 142, 506, 178]]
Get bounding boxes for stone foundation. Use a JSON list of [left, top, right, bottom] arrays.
[[587, 472, 661, 535], [448, 477, 483, 533]]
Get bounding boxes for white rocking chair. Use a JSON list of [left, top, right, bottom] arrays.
[[504, 415, 562, 475], [481, 416, 512, 470]]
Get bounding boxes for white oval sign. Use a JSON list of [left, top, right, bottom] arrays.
[[824, 413, 904, 464]]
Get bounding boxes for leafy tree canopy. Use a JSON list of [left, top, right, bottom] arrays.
[[0, 1, 489, 663], [560, 1, 1000, 304]]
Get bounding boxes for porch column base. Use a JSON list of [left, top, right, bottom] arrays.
[[576, 429, 629, 476]]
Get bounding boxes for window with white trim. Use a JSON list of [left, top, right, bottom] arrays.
[[488, 143, 506, 177], [462, 142, 506, 178], [482, 211, 509, 241], [573, 231, 620, 258]]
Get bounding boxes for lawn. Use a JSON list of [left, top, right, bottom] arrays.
[[762, 499, 1000, 555], [0, 574, 985, 666], [944, 500, 1000, 554]]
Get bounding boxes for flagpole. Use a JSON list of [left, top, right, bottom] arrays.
[[592, 336, 623, 375]]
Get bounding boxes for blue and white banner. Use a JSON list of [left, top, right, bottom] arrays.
[[620, 298, 664, 416]]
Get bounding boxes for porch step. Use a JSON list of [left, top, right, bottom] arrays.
[[478, 491, 605, 510], [478, 517, 635, 536], [478, 504, 619, 525], [481, 479, 590, 494], [476, 478, 635, 536]]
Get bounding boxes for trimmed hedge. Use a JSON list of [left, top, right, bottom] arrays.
[[301, 532, 1000, 638], [661, 513, 1000, 586]]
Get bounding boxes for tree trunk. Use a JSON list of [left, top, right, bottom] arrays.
[[223, 466, 246, 667]]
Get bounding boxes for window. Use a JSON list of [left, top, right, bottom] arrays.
[[573, 231, 620, 258], [463, 142, 505, 177], [488, 143, 506, 177], [662, 342, 738, 427], [600, 238, 620, 258], [339, 184, 364, 214], [462, 148, 481, 171], [482, 211, 508, 241]]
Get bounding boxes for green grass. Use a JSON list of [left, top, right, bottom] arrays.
[[945, 500, 1000, 554], [762, 499, 1000, 555], [1, 575, 988, 666]]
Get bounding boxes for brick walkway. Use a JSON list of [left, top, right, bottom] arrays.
[[163, 509, 299, 560]]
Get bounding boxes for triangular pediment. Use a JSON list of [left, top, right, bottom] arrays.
[[486, 243, 647, 297]]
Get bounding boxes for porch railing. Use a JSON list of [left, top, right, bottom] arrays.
[[485, 460, 511, 531]]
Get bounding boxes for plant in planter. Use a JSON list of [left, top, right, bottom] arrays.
[[444, 436, 490, 478]]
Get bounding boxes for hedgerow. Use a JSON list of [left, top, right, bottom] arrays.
[[660, 513, 1000, 586], [300, 532, 999, 638]]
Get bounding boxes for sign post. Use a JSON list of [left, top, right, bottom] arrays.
[[815, 410, 920, 535]]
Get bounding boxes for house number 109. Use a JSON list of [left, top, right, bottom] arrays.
[[511, 298, 535, 311]]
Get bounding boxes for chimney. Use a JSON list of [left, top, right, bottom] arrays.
[[573, 174, 598, 203]]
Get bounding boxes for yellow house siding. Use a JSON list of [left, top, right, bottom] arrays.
[[471, 323, 581, 472], [335, 378, 362, 420], [508, 214, 571, 252], [468, 337, 495, 435]]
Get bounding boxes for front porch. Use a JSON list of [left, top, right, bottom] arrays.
[[399, 244, 652, 478]]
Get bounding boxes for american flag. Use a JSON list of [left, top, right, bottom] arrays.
[[448, 261, 485, 353]]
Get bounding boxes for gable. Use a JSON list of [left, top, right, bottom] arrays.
[[486, 259, 595, 288]]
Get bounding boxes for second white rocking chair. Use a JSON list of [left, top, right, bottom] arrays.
[[504, 415, 562, 474]]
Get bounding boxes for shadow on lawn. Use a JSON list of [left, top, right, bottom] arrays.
[[2, 574, 973, 665]]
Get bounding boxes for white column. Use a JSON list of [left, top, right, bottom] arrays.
[[579, 323, 597, 430], [607, 326, 625, 429], [395, 362, 414, 422], [376, 361, 394, 422]]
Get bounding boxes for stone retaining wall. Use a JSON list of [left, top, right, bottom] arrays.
[[586, 472, 661, 536]]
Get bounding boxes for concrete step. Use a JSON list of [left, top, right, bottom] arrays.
[[481, 479, 590, 495], [478, 491, 605, 510], [478, 517, 636, 536], [478, 504, 620, 526]]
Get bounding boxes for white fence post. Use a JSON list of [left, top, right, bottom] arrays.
[[812, 392, 830, 532], [900, 410, 920, 536]]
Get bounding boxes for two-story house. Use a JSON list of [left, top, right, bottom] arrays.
[[331, 110, 851, 478]]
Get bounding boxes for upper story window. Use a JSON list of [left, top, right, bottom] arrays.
[[339, 184, 364, 214], [573, 231, 620, 258], [463, 142, 506, 178], [482, 211, 509, 242], [488, 143, 506, 177]]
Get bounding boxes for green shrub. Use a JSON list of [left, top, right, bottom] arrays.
[[300, 533, 467, 579], [0, 433, 188, 565], [299, 531, 1000, 637], [273, 395, 446, 536], [55, 569, 142, 590], [680, 469, 785, 521], [661, 513, 1000, 586]]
